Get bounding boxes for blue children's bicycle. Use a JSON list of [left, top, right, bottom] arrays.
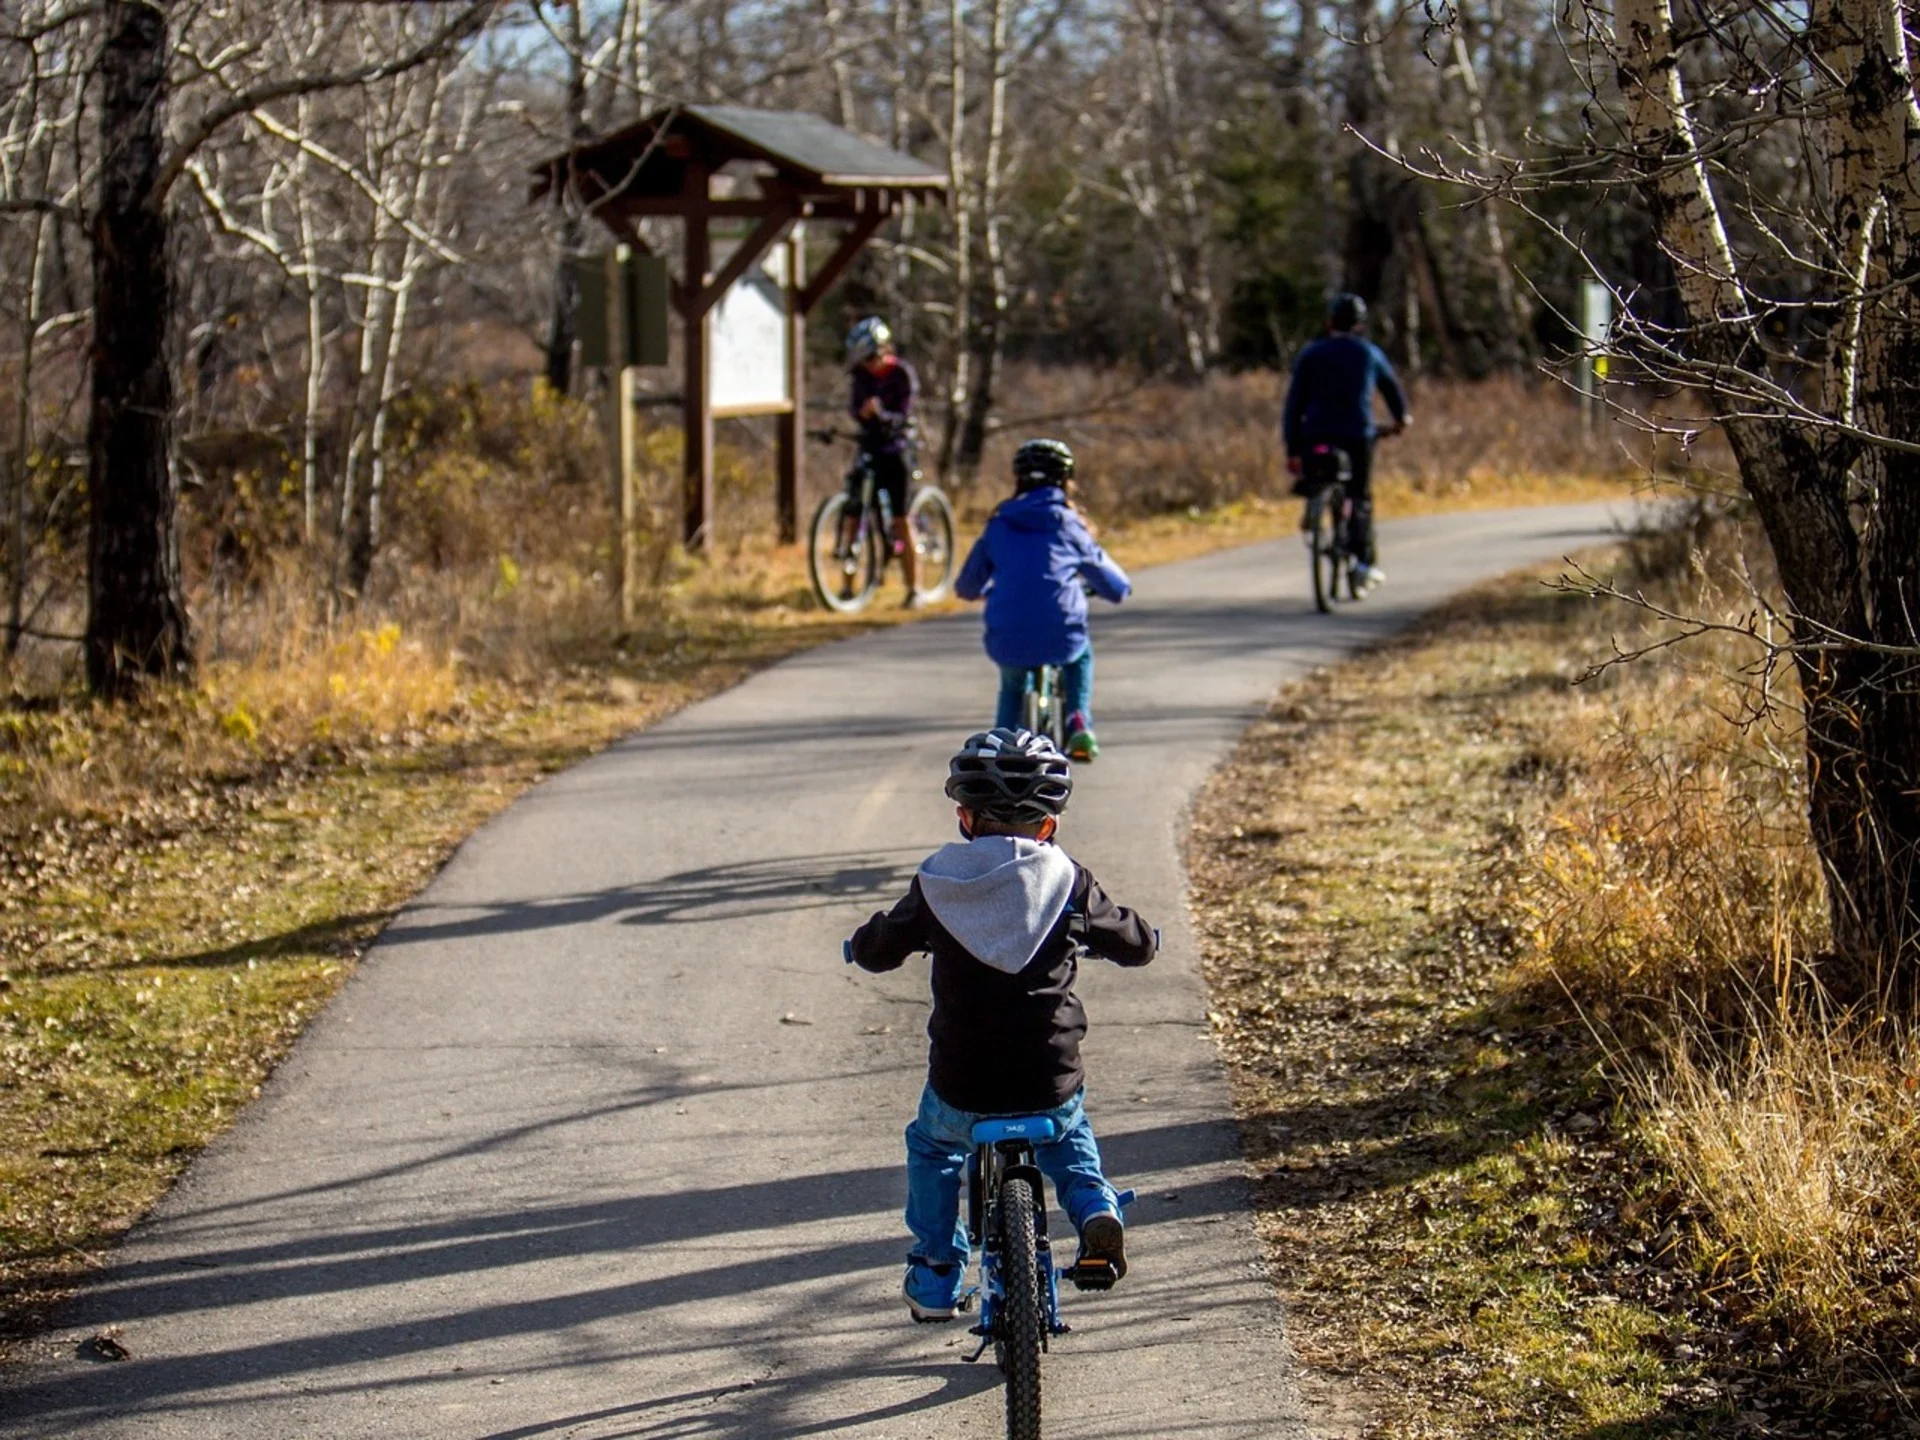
[[960, 1114, 1128, 1440]]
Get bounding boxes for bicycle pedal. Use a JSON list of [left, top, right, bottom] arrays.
[[1062, 1259, 1119, 1292], [910, 1311, 957, 1325]]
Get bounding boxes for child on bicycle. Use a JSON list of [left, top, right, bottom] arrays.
[[845, 316, 922, 604], [953, 439, 1130, 761], [847, 727, 1157, 1321]]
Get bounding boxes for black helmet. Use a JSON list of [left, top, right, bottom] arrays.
[[1013, 438, 1074, 493], [846, 316, 892, 366], [1327, 293, 1367, 332], [944, 728, 1073, 824]]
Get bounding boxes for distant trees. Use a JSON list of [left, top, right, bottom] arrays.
[[3, 1, 496, 693], [1, 0, 1624, 695]]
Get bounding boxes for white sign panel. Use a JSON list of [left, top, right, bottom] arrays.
[[709, 241, 789, 415]]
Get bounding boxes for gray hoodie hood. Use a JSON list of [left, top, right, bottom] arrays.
[[917, 836, 1077, 975]]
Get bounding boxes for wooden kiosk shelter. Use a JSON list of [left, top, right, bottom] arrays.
[[533, 105, 947, 558]]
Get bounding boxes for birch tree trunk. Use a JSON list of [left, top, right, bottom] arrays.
[[953, 0, 1008, 478], [1611, 0, 1920, 1005], [937, 0, 971, 478]]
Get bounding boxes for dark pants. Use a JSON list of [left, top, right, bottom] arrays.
[[853, 449, 912, 517], [1331, 438, 1376, 565]]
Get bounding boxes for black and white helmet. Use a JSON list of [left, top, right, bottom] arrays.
[[1013, 438, 1074, 493], [846, 315, 893, 367], [944, 728, 1073, 824]]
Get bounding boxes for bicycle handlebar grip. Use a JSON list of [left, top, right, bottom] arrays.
[[842, 939, 855, 966]]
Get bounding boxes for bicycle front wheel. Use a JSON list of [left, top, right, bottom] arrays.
[[996, 1175, 1045, 1440], [906, 487, 956, 600], [808, 492, 881, 613], [1308, 489, 1342, 615]]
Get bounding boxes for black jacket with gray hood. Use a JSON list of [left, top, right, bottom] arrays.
[[850, 836, 1156, 1114]]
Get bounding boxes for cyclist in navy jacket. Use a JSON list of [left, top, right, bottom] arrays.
[[1282, 294, 1411, 591], [954, 440, 1130, 761]]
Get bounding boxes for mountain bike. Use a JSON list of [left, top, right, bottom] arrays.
[[1295, 441, 1358, 614], [961, 1115, 1130, 1440], [807, 429, 956, 613]]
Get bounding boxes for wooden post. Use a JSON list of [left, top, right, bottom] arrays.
[[777, 226, 806, 543], [682, 172, 713, 553], [605, 245, 639, 622]]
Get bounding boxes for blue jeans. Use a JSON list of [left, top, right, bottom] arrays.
[[994, 644, 1094, 732], [903, 1084, 1118, 1273]]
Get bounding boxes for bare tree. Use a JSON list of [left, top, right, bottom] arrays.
[[1550, 0, 1920, 1001], [65, 0, 500, 695]]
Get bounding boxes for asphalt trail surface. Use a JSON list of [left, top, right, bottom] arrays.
[[3, 503, 1631, 1439]]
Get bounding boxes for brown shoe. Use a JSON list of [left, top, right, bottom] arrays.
[[1072, 1212, 1127, 1289]]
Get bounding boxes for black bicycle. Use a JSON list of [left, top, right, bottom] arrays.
[[1296, 442, 1358, 614], [807, 429, 956, 613]]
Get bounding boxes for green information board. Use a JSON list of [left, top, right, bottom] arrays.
[[574, 250, 669, 368]]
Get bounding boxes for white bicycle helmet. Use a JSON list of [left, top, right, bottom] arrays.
[[846, 316, 893, 367]]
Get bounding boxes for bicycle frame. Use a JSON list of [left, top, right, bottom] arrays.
[[1301, 485, 1350, 556], [1019, 664, 1066, 746], [966, 1128, 1069, 1356], [836, 452, 895, 557]]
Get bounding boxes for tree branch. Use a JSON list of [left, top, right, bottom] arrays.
[[153, 0, 500, 207]]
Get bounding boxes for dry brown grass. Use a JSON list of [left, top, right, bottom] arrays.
[[1639, 1016, 1920, 1362], [1192, 503, 1920, 1431]]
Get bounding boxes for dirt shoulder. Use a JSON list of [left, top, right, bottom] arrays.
[[1188, 561, 1747, 1438]]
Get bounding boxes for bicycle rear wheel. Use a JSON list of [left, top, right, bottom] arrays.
[[1308, 487, 1343, 614], [996, 1175, 1045, 1440], [808, 492, 881, 613], [907, 487, 956, 600]]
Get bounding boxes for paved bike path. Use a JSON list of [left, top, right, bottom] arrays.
[[2, 503, 1631, 1439]]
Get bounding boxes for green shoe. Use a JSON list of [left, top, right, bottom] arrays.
[[1067, 725, 1099, 762]]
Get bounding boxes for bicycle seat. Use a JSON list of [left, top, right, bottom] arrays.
[[971, 1116, 1062, 1145]]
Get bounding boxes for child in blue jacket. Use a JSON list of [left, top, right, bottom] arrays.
[[954, 439, 1130, 761]]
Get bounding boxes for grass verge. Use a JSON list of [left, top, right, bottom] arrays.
[[1190, 536, 1916, 1437]]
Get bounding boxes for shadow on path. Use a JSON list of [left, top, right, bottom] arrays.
[[7, 1117, 1251, 1430]]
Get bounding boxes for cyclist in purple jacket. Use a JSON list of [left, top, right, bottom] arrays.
[[846, 316, 922, 603], [1282, 294, 1412, 593], [954, 440, 1130, 761]]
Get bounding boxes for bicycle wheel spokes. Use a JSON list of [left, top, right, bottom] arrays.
[[997, 1174, 1045, 1440], [808, 493, 880, 613], [907, 487, 956, 600]]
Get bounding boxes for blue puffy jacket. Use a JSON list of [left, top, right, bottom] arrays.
[[955, 488, 1131, 669]]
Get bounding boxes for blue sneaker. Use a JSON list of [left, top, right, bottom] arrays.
[[903, 1257, 961, 1322]]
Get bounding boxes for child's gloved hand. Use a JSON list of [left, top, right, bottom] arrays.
[[843, 939, 856, 965]]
